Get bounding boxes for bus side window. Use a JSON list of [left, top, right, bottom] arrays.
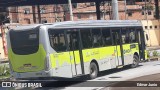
[[121, 28, 130, 44], [101, 28, 112, 46], [48, 30, 67, 52], [80, 29, 92, 49], [129, 29, 137, 43], [67, 31, 79, 51], [91, 29, 102, 48]]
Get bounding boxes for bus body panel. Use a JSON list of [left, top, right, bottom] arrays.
[[7, 20, 146, 79], [8, 44, 46, 73], [49, 52, 73, 77], [122, 43, 139, 65], [99, 46, 115, 71], [145, 50, 148, 60]]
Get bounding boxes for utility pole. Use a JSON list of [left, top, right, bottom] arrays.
[[124, 0, 127, 20], [54, 5, 58, 22], [108, 1, 111, 20], [37, 5, 41, 23], [68, 0, 74, 21], [112, 0, 119, 20], [32, 6, 36, 23]]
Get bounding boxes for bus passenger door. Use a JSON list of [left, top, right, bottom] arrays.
[[137, 29, 145, 60], [67, 30, 83, 76], [112, 30, 124, 66]]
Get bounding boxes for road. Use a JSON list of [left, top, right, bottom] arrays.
[[59, 61, 160, 90], [2, 61, 160, 90]]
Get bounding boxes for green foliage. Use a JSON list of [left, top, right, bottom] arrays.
[[153, 50, 159, 57], [0, 64, 10, 78]]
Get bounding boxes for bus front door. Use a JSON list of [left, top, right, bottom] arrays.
[[67, 30, 83, 76], [112, 30, 124, 67]]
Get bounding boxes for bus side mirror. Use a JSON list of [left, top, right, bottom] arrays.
[[146, 34, 149, 41]]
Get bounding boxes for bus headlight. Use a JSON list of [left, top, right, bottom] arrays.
[[45, 54, 51, 71]]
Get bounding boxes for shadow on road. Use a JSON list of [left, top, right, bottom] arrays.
[[33, 65, 143, 89]]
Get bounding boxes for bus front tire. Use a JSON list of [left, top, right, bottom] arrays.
[[89, 62, 98, 79], [131, 55, 139, 68]]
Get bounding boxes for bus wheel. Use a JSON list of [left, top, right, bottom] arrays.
[[89, 62, 98, 79], [131, 55, 139, 68]]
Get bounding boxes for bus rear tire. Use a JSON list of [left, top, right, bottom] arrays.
[[89, 62, 98, 79], [131, 55, 139, 68]]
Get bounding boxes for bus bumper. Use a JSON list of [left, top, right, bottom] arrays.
[[12, 69, 53, 79]]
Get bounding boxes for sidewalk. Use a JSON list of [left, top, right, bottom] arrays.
[[101, 73, 160, 90], [147, 46, 160, 51]]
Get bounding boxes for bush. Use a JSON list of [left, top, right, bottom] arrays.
[[0, 64, 10, 76], [153, 50, 159, 57]]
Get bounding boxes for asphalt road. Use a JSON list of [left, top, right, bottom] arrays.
[[2, 61, 160, 90], [35, 61, 160, 90], [101, 73, 160, 90]]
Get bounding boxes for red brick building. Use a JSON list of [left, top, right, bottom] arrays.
[[8, 0, 156, 24]]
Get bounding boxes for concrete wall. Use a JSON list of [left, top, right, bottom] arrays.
[[141, 20, 160, 47], [0, 27, 7, 59], [0, 23, 20, 60]]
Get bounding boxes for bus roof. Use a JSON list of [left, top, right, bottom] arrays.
[[10, 24, 42, 31], [49, 20, 142, 29], [12, 20, 142, 30]]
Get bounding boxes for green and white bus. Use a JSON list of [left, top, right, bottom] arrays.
[[7, 20, 147, 79]]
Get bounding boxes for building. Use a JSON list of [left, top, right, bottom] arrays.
[[8, 0, 158, 24], [0, 0, 160, 59]]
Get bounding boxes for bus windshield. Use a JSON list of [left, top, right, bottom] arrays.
[[9, 29, 39, 55]]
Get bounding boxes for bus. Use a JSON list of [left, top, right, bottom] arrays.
[[7, 20, 147, 79]]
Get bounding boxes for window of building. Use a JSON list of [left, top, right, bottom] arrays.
[[145, 26, 148, 29], [0, 33, 2, 37], [142, 11, 144, 15], [41, 20, 47, 23], [72, 3, 78, 8], [101, 28, 112, 46], [77, 14, 81, 19], [81, 29, 92, 49], [40, 8, 46, 13], [90, 2, 95, 6], [54, 6, 61, 13], [148, 11, 152, 15], [126, 1, 135, 5], [142, 6, 145, 10], [155, 25, 158, 29], [24, 8, 30, 14], [150, 26, 152, 29], [128, 11, 132, 16], [48, 30, 67, 52]]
